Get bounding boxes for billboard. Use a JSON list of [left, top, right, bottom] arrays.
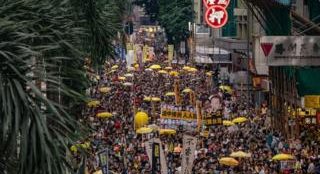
[[258, 36, 320, 66]]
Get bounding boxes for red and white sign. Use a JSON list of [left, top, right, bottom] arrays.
[[203, 0, 230, 8], [205, 5, 228, 29]]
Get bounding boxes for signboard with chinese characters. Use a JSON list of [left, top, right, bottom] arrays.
[[259, 36, 320, 66], [304, 95, 320, 109], [205, 5, 228, 29], [181, 135, 197, 174], [152, 142, 161, 174], [203, 0, 230, 8]]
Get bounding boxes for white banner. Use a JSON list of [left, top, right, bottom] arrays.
[[144, 138, 168, 174], [181, 135, 197, 174], [258, 36, 320, 66]]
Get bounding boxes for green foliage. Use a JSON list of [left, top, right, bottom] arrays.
[[0, 0, 127, 173]]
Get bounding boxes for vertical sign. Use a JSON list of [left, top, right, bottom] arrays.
[[168, 45, 174, 65], [143, 45, 149, 63], [98, 150, 109, 174], [181, 135, 197, 174], [152, 142, 161, 174]]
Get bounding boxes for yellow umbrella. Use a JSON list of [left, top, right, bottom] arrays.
[[272, 153, 294, 161], [87, 100, 100, 107], [158, 70, 168, 74], [127, 67, 135, 71], [108, 69, 117, 73], [149, 64, 161, 70], [219, 85, 233, 94], [70, 145, 77, 152], [93, 170, 103, 174], [148, 124, 160, 130], [96, 112, 113, 118], [230, 151, 251, 158], [124, 73, 134, 77], [135, 112, 149, 129], [143, 96, 151, 101], [188, 67, 198, 72], [206, 72, 213, 76], [169, 71, 179, 77], [123, 82, 133, 86], [151, 97, 161, 102], [182, 66, 191, 71], [219, 157, 239, 166], [232, 117, 248, 123], [111, 65, 119, 69], [165, 92, 175, 96], [223, 120, 235, 126], [159, 129, 176, 135], [80, 142, 91, 149], [134, 64, 139, 68], [118, 76, 126, 80], [182, 88, 193, 93], [99, 87, 111, 93], [164, 66, 173, 70], [136, 127, 153, 134]]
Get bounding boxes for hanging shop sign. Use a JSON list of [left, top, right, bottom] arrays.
[[205, 5, 228, 29], [203, 0, 230, 8], [304, 95, 320, 109], [259, 36, 320, 66]]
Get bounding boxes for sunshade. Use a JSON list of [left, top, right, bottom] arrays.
[[123, 82, 133, 86], [147, 124, 160, 130], [223, 120, 235, 126], [219, 157, 239, 166], [272, 153, 294, 161], [164, 66, 173, 70], [165, 92, 175, 96], [99, 87, 111, 93], [145, 68, 153, 72], [158, 70, 168, 74], [151, 97, 161, 102], [111, 65, 119, 69], [232, 117, 248, 123], [169, 71, 179, 76], [96, 112, 113, 118], [159, 129, 176, 135], [149, 64, 161, 69], [182, 66, 191, 71], [118, 76, 126, 80], [230, 151, 251, 158], [124, 73, 134, 77], [143, 96, 151, 101], [206, 72, 213, 76], [87, 100, 100, 107], [188, 67, 198, 72], [127, 67, 135, 71], [182, 88, 193, 93], [136, 127, 153, 134], [219, 85, 233, 93]]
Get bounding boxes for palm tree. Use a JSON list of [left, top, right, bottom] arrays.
[[0, 0, 128, 173]]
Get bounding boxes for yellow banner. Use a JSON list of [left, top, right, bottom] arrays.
[[168, 45, 174, 63], [143, 45, 149, 63], [304, 95, 320, 108], [160, 109, 196, 121]]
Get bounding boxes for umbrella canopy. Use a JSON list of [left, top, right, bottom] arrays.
[[127, 67, 135, 71], [124, 73, 134, 77], [96, 112, 113, 118], [148, 124, 160, 130], [219, 85, 233, 94], [188, 67, 198, 72], [93, 170, 103, 174], [145, 68, 153, 72], [232, 117, 248, 123], [143, 96, 151, 101], [206, 72, 213, 76], [123, 82, 133, 86], [111, 65, 119, 69], [182, 88, 193, 93], [165, 92, 175, 96], [169, 71, 179, 77], [134, 64, 139, 68], [98, 87, 111, 93], [159, 129, 176, 135], [158, 70, 168, 74], [272, 153, 294, 161], [182, 66, 191, 71], [118, 76, 126, 80], [108, 69, 117, 74], [136, 127, 153, 134], [219, 157, 239, 166], [151, 97, 161, 102], [230, 151, 251, 158], [223, 120, 235, 126], [149, 64, 161, 70], [164, 66, 172, 70], [87, 100, 100, 107]]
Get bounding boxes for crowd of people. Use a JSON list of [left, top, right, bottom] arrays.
[[71, 31, 320, 174]]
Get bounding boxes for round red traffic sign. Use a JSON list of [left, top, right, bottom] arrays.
[[203, 0, 230, 8], [205, 5, 228, 29]]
